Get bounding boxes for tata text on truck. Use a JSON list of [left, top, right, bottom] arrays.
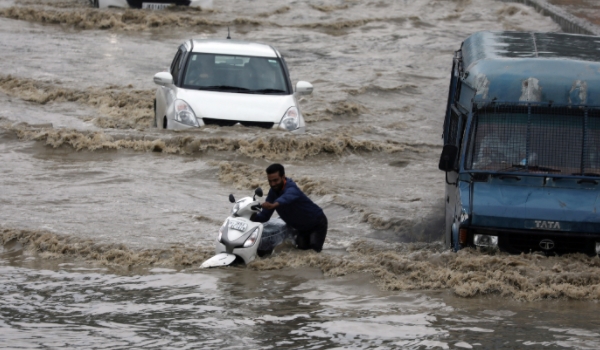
[[439, 31, 600, 255]]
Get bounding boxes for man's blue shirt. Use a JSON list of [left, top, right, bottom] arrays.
[[253, 178, 324, 231]]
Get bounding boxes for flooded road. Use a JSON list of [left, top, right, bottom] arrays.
[[2, 249, 600, 349], [1, 0, 600, 348]]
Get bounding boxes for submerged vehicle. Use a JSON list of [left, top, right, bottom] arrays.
[[153, 39, 313, 132], [439, 31, 600, 255], [201, 188, 295, 268], [91, 0, 212, 9]]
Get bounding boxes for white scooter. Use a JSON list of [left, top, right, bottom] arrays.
[[200, 187, 294, 268]]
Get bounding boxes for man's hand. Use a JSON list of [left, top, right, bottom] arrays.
[[261, 201, 279, 210]]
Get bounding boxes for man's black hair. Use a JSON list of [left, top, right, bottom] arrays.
[[266, 163, 285, 177]]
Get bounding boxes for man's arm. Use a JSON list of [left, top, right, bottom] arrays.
[[251, 207, 274, 222], [261, 201, 279, 210], [271, 186, 301, 207], [251, 191, 276, 222]]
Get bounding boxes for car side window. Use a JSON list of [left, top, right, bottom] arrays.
[[170, 50, 182, 78], [170, 48, 187, 86]]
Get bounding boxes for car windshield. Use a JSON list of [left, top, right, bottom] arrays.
[[182, 53, 289, 94], [466, 105, 600, 176]]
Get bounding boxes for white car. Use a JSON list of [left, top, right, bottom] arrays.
[[152, 39, 313, 133], [91, 0, 212, 9]]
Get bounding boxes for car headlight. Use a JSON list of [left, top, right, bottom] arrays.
[[243, 228, 259, 248], [174, 100, 199, 126], [280, 107, 299, 131]]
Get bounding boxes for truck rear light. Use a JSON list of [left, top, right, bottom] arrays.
[[474, 234, 499, 248], [459, 228, 468, 245]]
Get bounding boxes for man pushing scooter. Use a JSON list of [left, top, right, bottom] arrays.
[[251, 164, 328, 253]]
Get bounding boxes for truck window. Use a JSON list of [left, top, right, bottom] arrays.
[[446, 106, 466, 170], [443, 53, 462, 144], [466, 105, 600, 175]]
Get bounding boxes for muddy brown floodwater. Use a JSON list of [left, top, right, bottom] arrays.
[[1, 0, 600, 348]]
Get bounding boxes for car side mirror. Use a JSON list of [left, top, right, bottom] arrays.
[[438, 144, 458, 172], [229, 194, 235, 203], [254, 187, 263, 198], [153, 72, 173, 86], [295, 81, 313, 95]]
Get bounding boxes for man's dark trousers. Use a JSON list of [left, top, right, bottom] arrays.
[[295, 214, 328, 253]]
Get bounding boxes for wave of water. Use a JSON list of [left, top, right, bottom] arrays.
[[2, 251, 600, 349]]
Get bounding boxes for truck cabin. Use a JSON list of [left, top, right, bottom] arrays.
[[440, 31, 600, 256]]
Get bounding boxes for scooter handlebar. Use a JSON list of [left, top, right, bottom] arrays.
[[250, 204, 262, 211]]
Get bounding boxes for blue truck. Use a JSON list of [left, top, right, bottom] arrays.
[[439, 31, 600, 255]]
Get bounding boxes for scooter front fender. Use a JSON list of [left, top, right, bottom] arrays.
[[215, 228, 263, 265], [200, 253, 236, 268]]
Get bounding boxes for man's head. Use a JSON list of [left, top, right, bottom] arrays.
[[266, 163, 285, 191]]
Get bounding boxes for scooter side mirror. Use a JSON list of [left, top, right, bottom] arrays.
[[254, 187, 263, 198], [229, 194, 235, 203]]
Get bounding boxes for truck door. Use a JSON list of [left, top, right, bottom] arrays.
[[440, 50, 467, 246]]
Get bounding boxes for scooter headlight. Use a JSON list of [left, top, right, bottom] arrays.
[[174, 100, 199, 127], [231, 203, 240, 217], [279, 106, 299, 131], [218, 222, 227, 242], [243, 228, 259, 248]]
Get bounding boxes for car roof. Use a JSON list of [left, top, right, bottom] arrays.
[[188, 39, 279, 58], [461, 31, 600, 105]]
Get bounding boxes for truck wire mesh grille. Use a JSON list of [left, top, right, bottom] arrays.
[[466, 103, 600, 177]]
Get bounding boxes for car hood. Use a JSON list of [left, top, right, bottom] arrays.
[[470, 179, 600, 232], [177, 89, 296, 123]]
